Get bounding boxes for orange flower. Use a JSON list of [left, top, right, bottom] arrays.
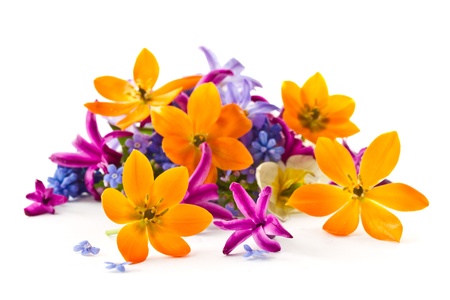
[[102, 150, 212, 263], [287, 131, 429, 242], [281, 72, 359, 144], [85, 48, 201, 130], [150, 82, 253, 183]]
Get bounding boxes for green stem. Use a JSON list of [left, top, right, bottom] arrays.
[[105, 228, 120, 236]]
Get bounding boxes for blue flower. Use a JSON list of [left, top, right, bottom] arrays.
[[147, 132, 177, 170], [105, 262, 131, 272], [48, 166, 87, 199], [243, 244, 269, 258], [103, 164, 123, 188], [125, 133, 151, 154], [73, 240, 100, 256], [250, 131, 285, 163]]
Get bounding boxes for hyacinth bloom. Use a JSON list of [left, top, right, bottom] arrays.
[[214, 183, 293, 255], [287, 131, 429, 242], [182, 143, 234, 220], [85, 48, 202, 130], [50, 110, 132, 200], [256, 155, 329, 221], [24, 179, 68, 216], [281, 72, 359, 144], [102, 150, 213, 263], [150, 82, 253, 183]]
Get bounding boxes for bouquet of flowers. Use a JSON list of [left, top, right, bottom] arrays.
[[24, 46, 429, 265]]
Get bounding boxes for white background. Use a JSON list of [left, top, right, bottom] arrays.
[[1, 1, 449, 299]]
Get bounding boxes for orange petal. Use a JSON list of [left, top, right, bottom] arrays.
[[94, 76, 134, 102], [133, 48, 159, 91], [208, 137, 253, 171], [152, 75, 202, 97], [116, 104, 151, 130], [315, 137, 357, 187], [325, 95, 356, 119], [101, 187, 141, 224], [301, 72, 329, 108], [359, 131, 400, 188], [320, 119, 360, 140], [323, 199, 360, 236], [360, 199, 403, 242], [162, 204, 212, 236], [188, 83, 221, 133], [117, 221, 149, 263], [122, 149, 154, 208], [161, 136, 198, 174], [149, 87, 182, 107], [84, 101, 137, 117], [281, 80, 303, 113], [209, 104, 252, 139], [287, 183, 351, 216], [151, 106, 193, 138], [150, 166, 189, 211], [366, 183, 429, 211], [147, 223, 191, 257]]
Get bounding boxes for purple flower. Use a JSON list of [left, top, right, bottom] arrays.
[[182, 143, 234, 220], [125, 133, 151, 154], [199, 46, 262, 103], [73, 240, 100, 255], [105, 262, 131, 272], [243, 244, 269, 258], [222, 79, 280, 127], [214, 183, 293, 255], [49, 110, 132, 200], [103, 164, 123, 188], [24, 179, 68, 216]]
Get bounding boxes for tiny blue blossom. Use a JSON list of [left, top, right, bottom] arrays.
[[147, 132, 177, 170], [105, 261, 131, 272], [125, 133, 151, 154], [103, 164, 123, 188], [73, 240, 100, 256], [250, 131, 285, 163], [243, 244, 269, 258]]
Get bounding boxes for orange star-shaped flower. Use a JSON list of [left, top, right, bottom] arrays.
[[102, 150, 212, 263], [150, 82, 253, 183], [287, 131, 429, 242], [281, 72, 359, 144], [85, 48, 201, 130]]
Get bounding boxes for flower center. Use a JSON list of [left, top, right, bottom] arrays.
[[134, 142, 141, 149], [298, 106, 329, 132], [111, 173, 118, 179], [144, 208, 156, 220], [352, 184, 365, 198], [193, 134, 206, 147]]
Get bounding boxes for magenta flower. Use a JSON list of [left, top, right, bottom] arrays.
[[214, 183, 293, 255], [182, 143, 234, 220], [49, 109, 132, 200], [24, 179, 67, 216]]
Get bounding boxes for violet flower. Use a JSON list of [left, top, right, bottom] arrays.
[[199, 46, 262, 103], [214, 183, 293, 255], [73, 240, 100, 255], [105, 262, 131, 272], [223, 79, 280, 128], [49, 110, 132, 200], [182, 143, 234, 220], [24, 179, 68, 216]]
